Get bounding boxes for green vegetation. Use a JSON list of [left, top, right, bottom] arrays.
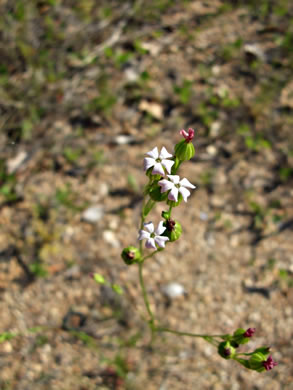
[[0, 161, 18, 204], [55, 185, 88, 212], [29, 261, 48, 278], [0, 332, 17, 343], [237, 124, 271, 152], [174, 80, 193, 105]]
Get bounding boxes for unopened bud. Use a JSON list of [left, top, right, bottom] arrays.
[[243, 328, 256, 338], [174, 128, 195, 161], [163, 219, 182, 242], [232, 328, 255, 345], [218, 341, 236, 360], [248, 351, 276, 372], [121, 246, 142, 265]]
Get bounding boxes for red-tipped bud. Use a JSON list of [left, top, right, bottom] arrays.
[[263, 355, 278, 371], [243, 328, 256, 338], [180, 128, 195, 143]]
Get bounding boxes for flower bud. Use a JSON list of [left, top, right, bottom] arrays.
[[232, 328, 256, 345], [262, 355, 278, 371], [243, 328, 256, 338], [121, 246, 142, 265], [174, 128, 195, 162], [180, 128, 195, 142], [247, 347, 277, 372], [162, 219, 182, 242], [218, 341, 236, 360]]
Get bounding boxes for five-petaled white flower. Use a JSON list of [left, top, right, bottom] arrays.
[[158, 175, 196, 202], [144, 146, 174, 176], [138, 221, 169, 249]]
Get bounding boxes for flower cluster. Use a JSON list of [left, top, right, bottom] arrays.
[[119, 128, 278, 374], [218, 328, 278, 372], [137, 129, 196, 250]]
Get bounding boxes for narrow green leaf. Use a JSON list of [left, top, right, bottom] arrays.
[[111, 284, 123, 295], [93, 273, 105, 284]]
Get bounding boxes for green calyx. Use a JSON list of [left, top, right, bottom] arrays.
[[248, 352, 267, 372], [163, 219, 182, 242], [166, 192, 183, 207], [145, 167, 162, 180], [218, 341, 236, 360], [174, 139, 195, 161], [148, 181, 168, 202], [232, 328, 250, 345], [121, 246, 142, 265]]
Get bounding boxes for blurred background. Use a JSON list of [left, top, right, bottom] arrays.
[[0, 0, 293, 389]]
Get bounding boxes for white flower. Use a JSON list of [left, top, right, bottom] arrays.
[[138, 221, 169, 249], [158, 175, 196, 202], [144, 146, 174, 176]]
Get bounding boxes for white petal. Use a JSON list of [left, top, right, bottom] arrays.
[[179, 186, 190, 202], [158, 179, 174, 193], [167, 175, 180, 184], [144, 157, 155, 171], [155, 221, 166, 236], [144, 222, 154, 233], [146, 146, 159, 159], [138, 230, 150, 240], [179, 177, 196, 189], [155, 236, 169, 248], [162, 159, 174, 174], [168, 187, 178, 202], [159, 146, 173, 159], [146, 237, 156, 249], [152, 162, 165, 176]]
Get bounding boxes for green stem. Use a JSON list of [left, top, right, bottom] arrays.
[[138, 262, 155, 327], [139, 196, 146, 253], [156, 327, 225, 339], [142, 250, 159, 262], [155, 327, 223, 346]]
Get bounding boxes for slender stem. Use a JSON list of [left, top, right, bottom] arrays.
[[142, 250, 159, 262], [156, 327, 223, 346], [138, 262, 155, 326], [139, 196, 146, 253], [156, 327, 223, 338]]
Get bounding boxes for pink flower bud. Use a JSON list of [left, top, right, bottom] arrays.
[[180, 128, 195, 143], [243, 328, 256, 338], [262, 355, 278, 371]]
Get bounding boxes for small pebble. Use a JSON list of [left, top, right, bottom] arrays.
[[7, 150, 28, 173], [161, 282, 186, 299], [125, 67, 139, 82], [82, 206, 104, 223], [103, 230, 120, 248], [114, 135, 135, 145], [199, 211, 208, 221], [206, 145, 217, 156], [244, 43, 266, 62]]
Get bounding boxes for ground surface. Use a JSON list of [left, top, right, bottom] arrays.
[[0, 0, 293, 389]]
